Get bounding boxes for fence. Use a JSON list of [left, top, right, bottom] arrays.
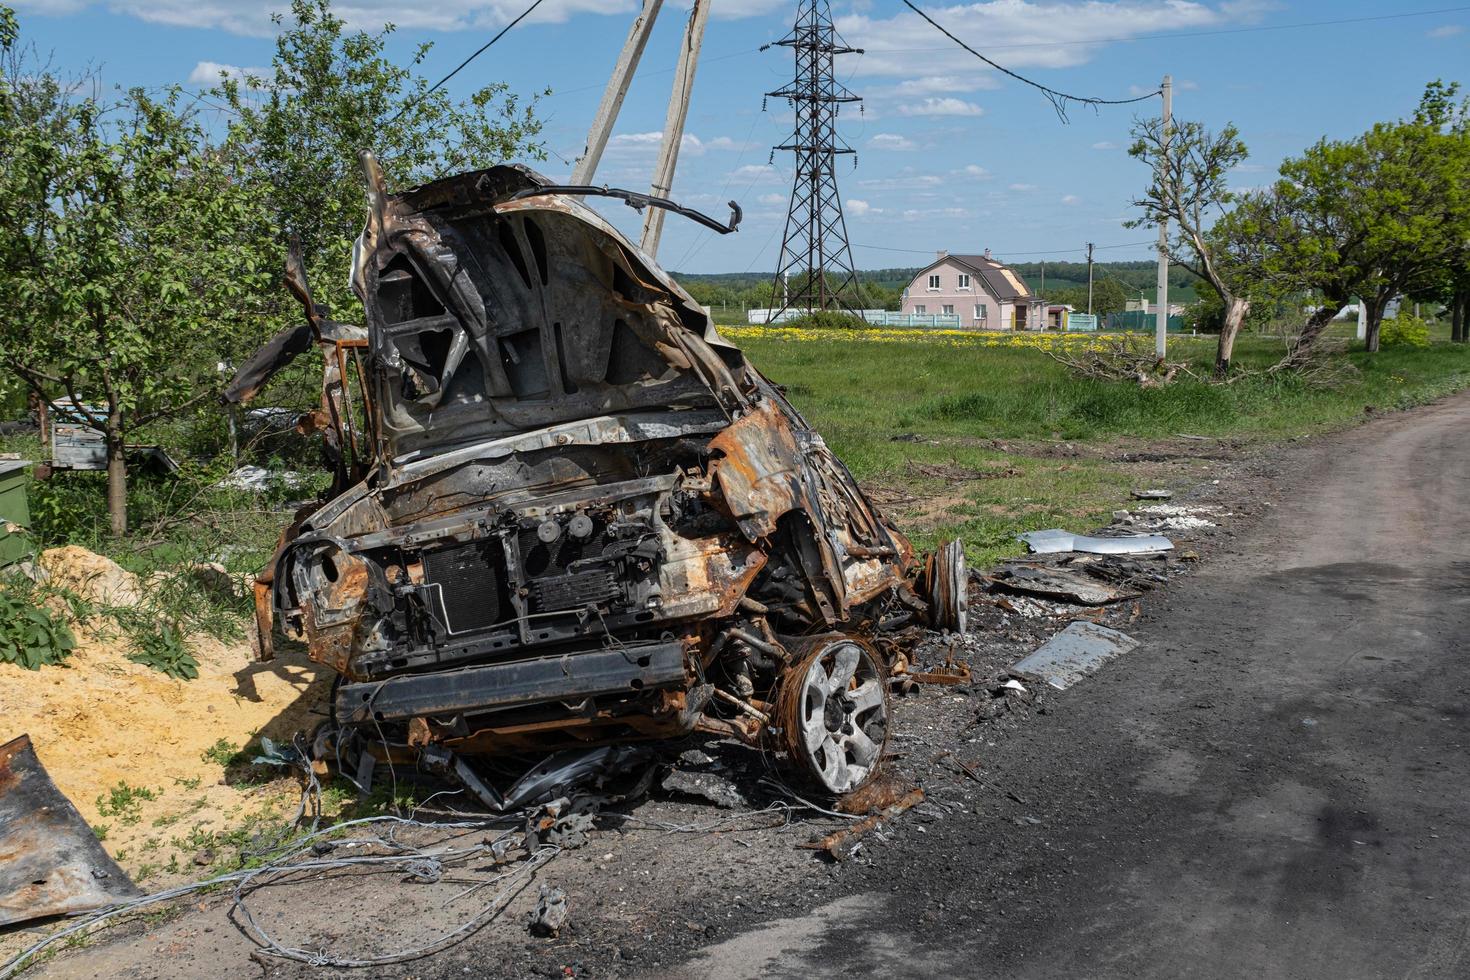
[[746, 308, 964, 329], [1105, 311, 1188, 333]]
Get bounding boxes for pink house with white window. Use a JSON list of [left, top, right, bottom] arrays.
[[900, 249, 1043, 330]]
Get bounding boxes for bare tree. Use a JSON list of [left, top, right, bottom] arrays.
[[1128, 117, 1251, 377]]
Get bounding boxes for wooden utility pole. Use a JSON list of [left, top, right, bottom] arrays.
[[1086, 242, 1095, 315], [1155, 74, 1173, 358], [641, 0, 711, 257], [572, 0, 665, 185]]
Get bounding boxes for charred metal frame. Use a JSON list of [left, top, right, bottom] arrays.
[[227, 159, 963, 795]]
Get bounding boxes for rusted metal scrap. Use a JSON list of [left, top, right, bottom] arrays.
[[802, 779, 925, 861], [226, 158, 967, 800], [0, 735, 141, 927]]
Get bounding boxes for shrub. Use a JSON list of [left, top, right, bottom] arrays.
[[780, 310, 870, 330], [126, 622, 199, 680], [0, 584, 76, 670], [1380, 314, 1430, 348]]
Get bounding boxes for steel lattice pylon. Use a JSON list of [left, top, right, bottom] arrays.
[[764, 0, 863, 318]]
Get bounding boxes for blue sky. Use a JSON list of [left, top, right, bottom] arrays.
[[9, 0, 1470, 274]]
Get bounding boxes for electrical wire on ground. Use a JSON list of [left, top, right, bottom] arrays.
[[899, 0, 1161, 121], [0, 810, 539, 978]]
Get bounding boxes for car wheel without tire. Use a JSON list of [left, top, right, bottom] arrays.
[[776, 635, 889, 794]]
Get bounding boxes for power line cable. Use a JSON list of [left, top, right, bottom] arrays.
[[851, 240, 1156, 257], [866, 5, 1470, 57], [389, 0, 549, 125], [899, 0, 1159, 121]]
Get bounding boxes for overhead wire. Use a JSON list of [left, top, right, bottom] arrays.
[[899, 0, 1160, 121], [388, 0, 550, 125]]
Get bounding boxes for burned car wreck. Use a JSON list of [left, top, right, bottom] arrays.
[[227, 156, 965, 798]]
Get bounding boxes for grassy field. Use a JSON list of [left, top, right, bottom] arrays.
[[727, 327, 1470, 563]]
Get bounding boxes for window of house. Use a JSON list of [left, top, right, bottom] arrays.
[[927, 274, 941, 290], [914, 304, 927, 314], [975, 303, 988, 319], [942, 304, 955, 315], [957, 273, 971, 289]]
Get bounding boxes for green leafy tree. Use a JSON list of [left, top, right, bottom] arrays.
[[1128, 117, 1253, 376], [214, 0, 548, 322], [0, 16, 273, 535], [1264, 82, 1470, 353]]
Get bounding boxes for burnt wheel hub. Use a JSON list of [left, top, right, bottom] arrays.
[[780, 637, 889, 794]]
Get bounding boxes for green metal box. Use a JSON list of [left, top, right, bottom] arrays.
[[0, 460, 34, 567]]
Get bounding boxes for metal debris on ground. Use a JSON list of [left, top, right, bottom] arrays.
[[1018, 528, 1173, 555], [528, 885, 569, 938], [212, 465, 310, 493], [802, 783, 925, 861], [1011, 621, 1140, 690], [907, 661, 973, 685], [0, 735, 142, 927], [986, 566, 1141, 606], [660, 768, 748, 810]]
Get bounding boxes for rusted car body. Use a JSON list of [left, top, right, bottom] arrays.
[[229, 159, 962, 795]]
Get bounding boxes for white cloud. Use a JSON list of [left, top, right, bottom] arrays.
[[868, 132, 917, 151], [881, 74, 999, 96], [26, 0, 651, 37], [186, 60, 269, 86], [1091, 141, 1118, 150], [847, 198, 882, 217], [858, 172, 942, 190], [1428, 24, 1465, 38], [954, 164, 992, 179], [727, 164, 782, 185], [901, 206, 970, 222], [757, 193, 785, 206], [898, 97, 984, 117], [839, 2, 1263, 80], [608, 131, 712, 156], [1009, 183, 1037, 192], [1061, 194, 1081, 205]]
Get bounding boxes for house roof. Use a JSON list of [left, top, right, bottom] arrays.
[[911, 252, 1037, 301], [950, 254, 1036, 301]]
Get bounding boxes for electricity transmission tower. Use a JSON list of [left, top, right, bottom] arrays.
[[764, 0, 864, 319]]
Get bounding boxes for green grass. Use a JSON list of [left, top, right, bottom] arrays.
[[741, 332, 1470, 564]]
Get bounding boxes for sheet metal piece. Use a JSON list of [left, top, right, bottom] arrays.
[[1011, 621, 1140, 690], [988, 566, 1141, 606], [1018, 528, 1173, 555], [0, 734, 141, 927]]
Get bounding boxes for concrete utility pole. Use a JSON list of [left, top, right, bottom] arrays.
[[1155, 74, 1173, 359], [641, 0, 710, 257], [572, 0, 664, 185], [1086, 242, 1095, 315]]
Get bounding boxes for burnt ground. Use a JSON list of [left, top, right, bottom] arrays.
[[16, 393, 1470, 980]]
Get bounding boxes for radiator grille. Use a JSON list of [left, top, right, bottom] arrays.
[[423, 541, 503, 633], [530, 569, 621, 613]]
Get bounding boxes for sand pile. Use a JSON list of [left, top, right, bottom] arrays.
[[0, 568, 329, 868]]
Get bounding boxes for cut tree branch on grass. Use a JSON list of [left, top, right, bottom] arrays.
[[1046, 335, 1200, 387]]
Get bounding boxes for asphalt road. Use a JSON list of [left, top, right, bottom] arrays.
[[668, 394, 1470, 980]]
